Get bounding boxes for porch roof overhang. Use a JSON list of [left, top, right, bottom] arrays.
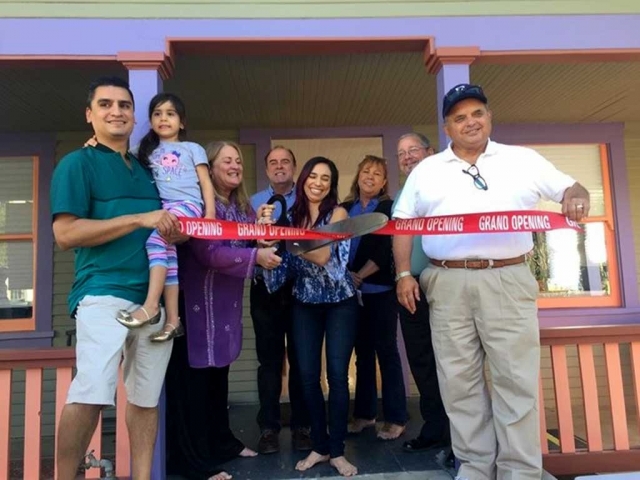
[[2, 53, 640, 133]]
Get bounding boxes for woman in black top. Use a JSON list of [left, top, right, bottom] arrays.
[[342, 155, 408, 440]]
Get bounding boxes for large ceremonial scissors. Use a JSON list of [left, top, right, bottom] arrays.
[[265, 195, 388, 256]]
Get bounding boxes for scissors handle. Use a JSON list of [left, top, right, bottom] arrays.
[[266, 194, 289, 226], [266, 194, 289, 255]]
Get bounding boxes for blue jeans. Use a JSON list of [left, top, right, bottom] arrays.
[[353, 289, 408, 425], [292, 296, 358, 458]]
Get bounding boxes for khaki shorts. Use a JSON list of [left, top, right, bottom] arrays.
[[67, 295, 173, 408]]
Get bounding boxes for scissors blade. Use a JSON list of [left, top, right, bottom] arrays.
[[286, 212, 388, 256]]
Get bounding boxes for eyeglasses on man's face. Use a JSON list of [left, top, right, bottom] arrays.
[[396, 146, 427, 161], [462, 164, 488, 191]]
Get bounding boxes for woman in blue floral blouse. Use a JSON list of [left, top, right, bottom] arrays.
[[264, 156, 358, 477]]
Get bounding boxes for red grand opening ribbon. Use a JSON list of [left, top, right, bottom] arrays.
[[179, 210, 581, 241], [179, 218, 348, 241], [377, 210, 581, 236]]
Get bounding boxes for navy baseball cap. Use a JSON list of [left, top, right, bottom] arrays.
[[442, 84, 488, 118]]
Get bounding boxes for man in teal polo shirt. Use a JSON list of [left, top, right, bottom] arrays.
[[51, 76, 179, 480]]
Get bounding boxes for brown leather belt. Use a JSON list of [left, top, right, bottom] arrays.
[[430, 255, 526, 270]]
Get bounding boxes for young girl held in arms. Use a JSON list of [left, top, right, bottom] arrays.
[[116, 93, 216, 342]]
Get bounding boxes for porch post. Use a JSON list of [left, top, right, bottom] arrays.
[[118, 50, 174, 480], [424, 46, 479, 472], [425, 47, 479, 150], [118, 52, 174, 145], [435, 65, 469, 150]]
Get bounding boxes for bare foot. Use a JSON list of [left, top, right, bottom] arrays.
[[208, 472, 232, 480], [239, 447, 257, 457], [330, 456, 358, 477], [295, 451, 330, 471], [347, 418, 376, 433], [376, 422, 406, 440]]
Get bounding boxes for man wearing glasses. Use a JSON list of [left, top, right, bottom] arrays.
[[392, 84, 590, 479], [394, 134, 451, 457]]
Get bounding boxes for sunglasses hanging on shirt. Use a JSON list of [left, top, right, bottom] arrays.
[[462, 164, 488, 191]]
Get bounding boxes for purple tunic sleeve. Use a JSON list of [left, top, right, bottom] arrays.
[[181, 199, 258, 368], [188, 238, 257, 279]]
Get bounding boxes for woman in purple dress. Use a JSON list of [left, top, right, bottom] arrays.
[[165, 141, 281, 480]]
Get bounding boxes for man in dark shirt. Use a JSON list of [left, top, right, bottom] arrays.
[[249, 146, 311, 453], [394, 133, 451, 454]]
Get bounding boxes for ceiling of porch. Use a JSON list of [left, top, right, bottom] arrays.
[[1, 53, 640, 133]]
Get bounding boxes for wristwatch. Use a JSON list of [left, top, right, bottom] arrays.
[[395, 271, 412, 282]]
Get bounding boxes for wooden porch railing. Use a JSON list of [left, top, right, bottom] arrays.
[[541, 325, 640, 475], [0, 348, 130, 480], [1, 325, 639, 478]]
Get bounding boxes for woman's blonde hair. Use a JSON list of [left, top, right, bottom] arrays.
[[344, 155, 390, 203], [206, 140, 252, 214]]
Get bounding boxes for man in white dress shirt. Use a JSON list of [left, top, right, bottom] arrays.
[[392, 84, 590, 480]]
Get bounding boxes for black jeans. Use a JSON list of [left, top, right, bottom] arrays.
[[398, 278, 450, 444], [353, 289, 408, 425], [250, 278, 310, 432], [292, 296, 358, 458]]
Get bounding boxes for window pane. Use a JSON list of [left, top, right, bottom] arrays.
[[528, 222, 611, 299], [526, 145, 605, 217], [0, 241, 33, 319], [0, 157, 34, 234]]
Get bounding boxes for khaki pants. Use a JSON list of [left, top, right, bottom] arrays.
[[420, 263, 542, 480]]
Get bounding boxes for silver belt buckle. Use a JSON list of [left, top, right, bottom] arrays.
[[487, 259, 494, 269]]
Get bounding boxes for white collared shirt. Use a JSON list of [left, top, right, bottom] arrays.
[[392, 140, 576, 260]]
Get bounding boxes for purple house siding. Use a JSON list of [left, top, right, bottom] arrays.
[[2, 16, 640, 55]]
